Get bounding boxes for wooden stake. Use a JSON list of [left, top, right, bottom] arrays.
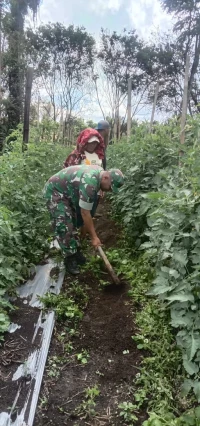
[[149, 82, 159, 133], [180, 54, 190, 145], [127, 78, 132, 141], [22, 67, 34, 152]]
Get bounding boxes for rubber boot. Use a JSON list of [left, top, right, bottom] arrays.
[[76, 248, 87, 265], [64, 254, 80, 275]]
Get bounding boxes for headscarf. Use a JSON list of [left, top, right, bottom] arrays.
[[63, 128, 105, 168]]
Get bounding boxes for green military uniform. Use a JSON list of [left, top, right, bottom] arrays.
[[43, 165, 103, 256], [43, 165, 124, 258]]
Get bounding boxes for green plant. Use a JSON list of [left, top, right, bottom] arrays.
[[82, 255, 102, 277], [76, 385, 100, 419], [69, 280, 89, 307], [119, 402, 138, 424], [0, 128, 71, 338], [47, 356, 63, 379], [106, 249, 184, 415], [143, 407, 200, 425], [40, 292, 83, 324], [108, 119, 200, 403], [99, 279, 111, 289], [76, 350, 89, 364]]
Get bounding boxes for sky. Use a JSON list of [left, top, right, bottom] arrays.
[[38, 0, 172, 40], [33, 0, 173, 122]]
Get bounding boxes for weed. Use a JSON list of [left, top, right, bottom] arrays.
[[96, 370, 104, 377], [69, 280, 89, 308], [47, 356, 63, 379], [99, 279, 111, 289], [40, 292, 82, 325], [76, 350, 89, 364], [82, 255, 102, 278], [76, 385, 100, 419], [143, 407, 200, 425], [119, 402, 138, 424], [38, 397, 48, 410]]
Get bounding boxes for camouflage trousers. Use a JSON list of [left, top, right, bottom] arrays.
[[46, 193, 80, 257]]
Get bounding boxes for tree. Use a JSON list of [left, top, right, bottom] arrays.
[[2, 0, 41, 131], [161, 0, 200, 113], [96, 29, 148, 139], [26, 23, 95, 141]]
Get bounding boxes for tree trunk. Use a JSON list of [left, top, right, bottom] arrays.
[[180, 54, 190, 146], [188, 35, 200, 102], [7, 0, 25, 130]]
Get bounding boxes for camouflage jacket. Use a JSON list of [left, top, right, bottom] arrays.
[[44, 165, 103, 211]]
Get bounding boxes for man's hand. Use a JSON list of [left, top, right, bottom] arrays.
[[91, 236, 102, 249]]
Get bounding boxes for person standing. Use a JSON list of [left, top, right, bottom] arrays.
[[63, 128, 105, 231], [95, 120, 110, 170]]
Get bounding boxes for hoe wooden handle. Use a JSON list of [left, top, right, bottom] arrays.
[[97, 246, 120, 285]]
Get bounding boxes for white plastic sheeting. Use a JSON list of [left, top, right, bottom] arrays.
[[17, 259, 65, 308], [0, 255, 64, 426]]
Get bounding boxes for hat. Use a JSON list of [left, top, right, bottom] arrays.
[[109, 169, 124, 193], [88, 136, 100, 143], [95, 120, 110, 131]]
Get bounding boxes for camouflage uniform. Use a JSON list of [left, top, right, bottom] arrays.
[[43, 165, 103, 257]]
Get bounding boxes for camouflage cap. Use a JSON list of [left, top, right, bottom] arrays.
[[109, 169, 124, 193]]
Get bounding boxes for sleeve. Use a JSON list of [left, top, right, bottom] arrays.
[[79, 172, 99, 210], [63, 152, 80, 168]]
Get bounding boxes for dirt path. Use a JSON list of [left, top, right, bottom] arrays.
[[34, 201, 146, 426]]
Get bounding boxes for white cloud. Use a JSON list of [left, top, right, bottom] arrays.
[[128, 0, 173, 39], [38, 0, 72, 25], [89, 0, 125, 14]]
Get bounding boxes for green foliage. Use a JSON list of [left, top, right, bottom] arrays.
[[143, 407, 200, 426], [0, 130, 70, 336], [76, 385, 100, 419], [76, 349, 90, 365], [26, 23, 95, 80], [108, 119, 179, 249], [108, 117, 200, 410], [40, 293, 83, 324], [119, 402, 138, 424], [41, 279, 89, 326], [106, 249, 184, 415]]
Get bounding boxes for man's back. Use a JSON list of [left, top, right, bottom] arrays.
[[44, 165, 103, 210]]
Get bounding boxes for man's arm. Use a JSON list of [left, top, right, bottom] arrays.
[[81, 208, 101, 248]]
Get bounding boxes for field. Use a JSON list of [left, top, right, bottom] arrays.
[[1, 119, 200, 425]]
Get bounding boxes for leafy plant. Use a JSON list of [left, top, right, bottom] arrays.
[[119, 402, 138, 424], [0, 133, 71, 337], [143, 407, 200, 426], [76, 350, 89, 365], [76, 385, 100, 419], [47, 356, 63, 379], [107, 120, 200, 416], [40, 292, 82, 324]]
